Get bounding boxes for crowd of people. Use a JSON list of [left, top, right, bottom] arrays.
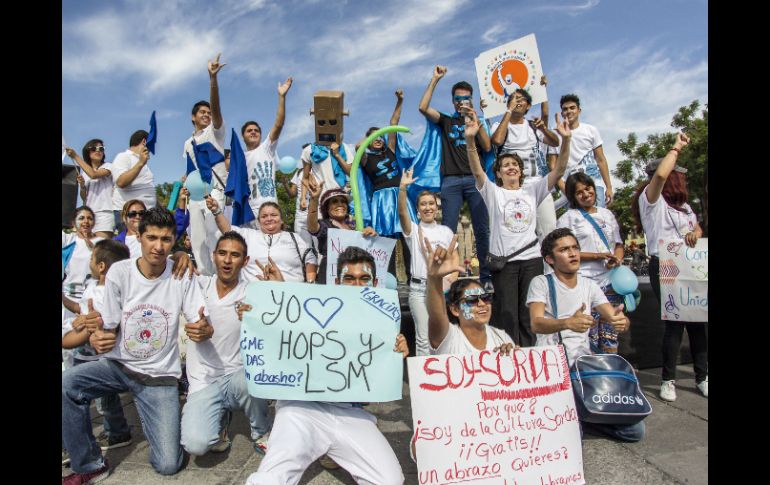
[[61, 54, 707, 484]]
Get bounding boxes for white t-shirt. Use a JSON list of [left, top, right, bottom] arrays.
[[246, 138, 279, 217], [638, 186, 698, 257], [300, 143, 355, 191], [527, 274, 609, 363], [62, 232, 104, 298], [432, 324, 514, 355], [556, 208, 622, 287], [291, 170, 311, 229], [183, 123, 228, 207], [186, 276, 248, 395], [111, 150, 156, 210], [490, 121, 549, 182], [82, 163, 114, 212], [403, 221, 455, 280], [478, 177, 549, 262], [101, 258, 207, 378], [228, 227, 318, 283], [124, 234, 141, 259], [550, 123, 605, 188]]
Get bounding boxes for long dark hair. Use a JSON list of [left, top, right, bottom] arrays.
[[81, 139, 106, 166]]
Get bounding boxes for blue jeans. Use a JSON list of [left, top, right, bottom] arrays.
[[181, 370, 270, 455], [582, 420, 645, 442], [594, 185, 606, 208], [73, 357, 130, 438], [62, 359, 183, 475], [440, 175, 490, 282]]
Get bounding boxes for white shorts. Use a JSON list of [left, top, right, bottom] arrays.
[[93, 210, 115, 233]]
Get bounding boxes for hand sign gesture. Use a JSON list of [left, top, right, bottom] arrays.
[[565, 303, 594, 333], [425, 235, 465, 279], [255, 256, 285, 282], [555, 112, 571, 138], [673, 132, 690, 151], [185, 307, 214, 342], [208, 53, 226, 77], [607, 304, 629, 332], [400, 168, 418, 188], [395, 89, 404, 101], [433, 66, 447, 79], [278, 77, 293, 97], [307, 177, 324, 199], [463, 109, 480, 138]]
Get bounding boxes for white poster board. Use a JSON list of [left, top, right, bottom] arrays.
[[325, 228, 396, 287], [475, 33, 547, 119], [408, 346, 585, 485], [657, 238, 708, 322]]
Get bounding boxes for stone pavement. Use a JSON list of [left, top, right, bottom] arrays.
[[63, 364, 707, 484]]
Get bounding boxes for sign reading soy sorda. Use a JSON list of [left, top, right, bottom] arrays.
[[408, 346, 584, 485], [240, 281, 403, 401], [657, 238, 708, 322]]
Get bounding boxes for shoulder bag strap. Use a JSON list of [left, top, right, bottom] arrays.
[[287, 231, 307, 282], [578, 208, 611, 252]]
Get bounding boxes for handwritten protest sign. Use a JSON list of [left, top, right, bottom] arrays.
[[657, 238, 708, 322], [325, 228, 396, 287], [241, 281, 403, 401], [475, 34, 546, 119], [408, 346, 584, 485]]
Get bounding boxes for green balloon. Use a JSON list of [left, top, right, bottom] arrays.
[[349, 125, 411, 231]]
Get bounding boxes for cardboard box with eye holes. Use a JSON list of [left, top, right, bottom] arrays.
[[310, 90, 349, 146]]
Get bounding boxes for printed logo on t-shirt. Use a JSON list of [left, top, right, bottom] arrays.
[[571, 152, 601, 180], [251, 160, 276, 198], [503, 198, 534, 233], [448, 124, 468, 147], [376, 157, 398, 180], [122, 304, 170, 359]]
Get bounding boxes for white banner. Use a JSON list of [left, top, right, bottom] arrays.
[[475, 33, 547, 119], [408, 346, 585, 485], [325, 228, 396, 287], [657, 238, 708, 322]]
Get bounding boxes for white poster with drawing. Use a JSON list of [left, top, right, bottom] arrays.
[[475, 33, 546, 119], [325, 228, 396, 287], [657, 238, 708, 322]]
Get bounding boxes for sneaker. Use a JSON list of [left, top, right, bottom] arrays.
[[96, 432, 132, 451], [211, 426, 232, 453], [660, 380, 677, 402], [253, 432, 269, 455], [61, 459, 109, 484], [62, 448, 71, 467], [318, 454, 340, 470], [696, 377, 708, 397]]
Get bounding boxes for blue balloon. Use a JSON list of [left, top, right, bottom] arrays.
[[278, 156, 298, 174], [383, 272, 398, 290], [186, 170, 211, 201], [610, 266, 639, 295]]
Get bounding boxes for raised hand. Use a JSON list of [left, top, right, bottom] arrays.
[[307, 177, 324, 199], [425, 235, 465, 279], [138, 146, 150, 165], [555, 113, 571, 138], [395, 88, 404, 101], [433, 65, 447, 79], [463, 109, 480, 138], [65, 147, 79, 159], [205, 195, 220, 213], [540, 74, 548, 87], [278, 77, 293, 96], [208, 53, 226, 77], [400, 168, 418, 188], [185, 307, 214, 342], [564, 303, 594, 333], [673, 132, 690, 151]]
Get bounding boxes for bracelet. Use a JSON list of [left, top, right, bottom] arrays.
[[670, 147, 680, 154], [211, 207, 223, 216]]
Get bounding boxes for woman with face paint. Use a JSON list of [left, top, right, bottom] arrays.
[[424, 235, 515, 354], [306, 182, 378, 284], [556, 173, 625, 354]]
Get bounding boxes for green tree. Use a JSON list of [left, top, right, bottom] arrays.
[[611, 100, 708, 237], [155, 182, 176, 210]]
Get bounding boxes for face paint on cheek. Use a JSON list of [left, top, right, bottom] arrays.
[[362, 265, 374, 286], [341, 266, 350, 279], [460, 302, 474, 320]]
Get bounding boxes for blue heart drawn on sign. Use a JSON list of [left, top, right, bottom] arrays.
[[303, 297, 344, 329]]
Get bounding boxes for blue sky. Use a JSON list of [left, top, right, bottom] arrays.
[[62, 0, 707, 195]]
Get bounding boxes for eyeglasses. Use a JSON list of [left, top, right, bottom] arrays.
[[126, 210, 146, 218], [88, 146, 105, 152], [461, 293, 493, 305], [453, 95, 471, 102]]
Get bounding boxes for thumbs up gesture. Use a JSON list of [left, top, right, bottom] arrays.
[[185, 306, 214, 342], [564, 303, 594, 333], [83, 298, 104, 333], [607, 304, 630, 332]]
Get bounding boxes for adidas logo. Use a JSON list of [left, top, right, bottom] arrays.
[[591, 392, 645, 405]]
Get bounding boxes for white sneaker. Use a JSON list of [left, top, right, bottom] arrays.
[[696, 377, 708, 397], [660, 380, 677, 401]]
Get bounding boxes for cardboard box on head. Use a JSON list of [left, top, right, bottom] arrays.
[[310, 90, 348, 146]]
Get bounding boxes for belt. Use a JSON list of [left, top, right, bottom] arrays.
[[410, 277, 426, 285]]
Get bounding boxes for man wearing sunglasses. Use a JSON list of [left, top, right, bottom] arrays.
[[419, 65, 493, 282], [111, 130, 156, 232]]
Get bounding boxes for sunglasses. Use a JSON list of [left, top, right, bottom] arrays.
[[461, 293, 493, 305], [126, 210, 146, 218], [453, 95, 472, 102], [88, 146, 105, 152]]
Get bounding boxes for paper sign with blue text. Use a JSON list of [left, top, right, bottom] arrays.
[[657, 238, 708, 322], [241, 281, 403, 401], [325, 228, 396, 287], [408, 346, 584, 485]]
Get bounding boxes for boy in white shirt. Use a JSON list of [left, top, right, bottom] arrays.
[[527, 227, 643, 442]]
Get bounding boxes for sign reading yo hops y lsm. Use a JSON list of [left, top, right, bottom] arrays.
[[475, 34, 547, 119]]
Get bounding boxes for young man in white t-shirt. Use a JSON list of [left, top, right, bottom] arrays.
[[183, 53, 229, 276], [490, 77, 560, 241], [242, 77, 293, 226], [527, 227, 642, 442], [111, 129, 156, 223], [181, 231, 271, 457], [246, 246, 408, 485], [62, 208, 211, 483], [547, 94, 614, 208]]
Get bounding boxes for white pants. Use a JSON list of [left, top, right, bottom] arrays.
[[408, 283, 430, 357], [187, 199, 220, 276], [93, 210, 115, 233], [246, 401, 403, 485]]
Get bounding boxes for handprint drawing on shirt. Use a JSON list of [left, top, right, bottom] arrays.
[[251, 160, 276, 198]]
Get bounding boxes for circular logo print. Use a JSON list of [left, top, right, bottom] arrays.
[[480, 50, 538, 105], [503, 198, 533, 233], [123, 304, 170, 359]]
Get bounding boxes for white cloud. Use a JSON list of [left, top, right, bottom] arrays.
[[530, 0, 601, 16], [482, 23, 506, 44]]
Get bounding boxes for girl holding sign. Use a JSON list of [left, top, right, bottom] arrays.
[[556, 173, 625, 354], [632, 132, 707, 402]]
